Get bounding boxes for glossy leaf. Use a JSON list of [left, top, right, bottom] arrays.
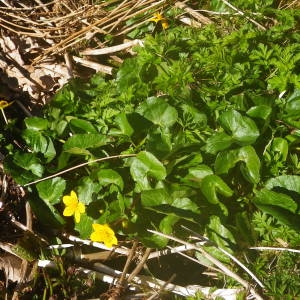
[[265, 175, 300, 192], [77, 177, 101, 205], [141, 188, 170, 207], [36, 177, 66, 205], [207, 215, 236, 254], [269, 138, 289, 161], [285, 89, 300, 116], [205, 132, 233, 154], [75, 214, 94, 239], [114, 113, 134, 136], [144, 196, 200, 221], [97, 169, 124, 191], [219, 110, 259, 145], [130, 151, 166, 189], [247, 105, 272, 120], [181, 103, 207, 129], [13, 152, 44, 178], [200, 175, 233, 204], [215, 146, 260, 184], [254, 189, 300, 230], [69, 118, 98, 133], [22, 129, 56, 162], [159, 215, 180, 234], [254, 188, 297, 213], [146, 128, 172, 158], [137, 97, 178, 127], [184, 164, 214, 184], [28, 197, 65, 228], [25, 117, 48, 131], [63, 134, 107, 151]]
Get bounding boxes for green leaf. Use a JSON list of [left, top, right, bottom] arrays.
[[215, 146, 260, 184], [69, 118, 98, 133], [246, 105, 272, 120], [254, 176, 300, 230], [63, 134, 107, 151], [200, 175, 233, 204], [137, 97, 178, 127], [210, 0, 228, 12], [13, 152, 44, 177], [185, 164, 214, 183], [253, 189, 300, 230], [219, 110, 259, 145], [97, 169, 124, 191], [235, 212, 256, 245], [142, 191, 200, 221], [205, 132, 233, 154], [285, 89, 300, 116], [28, 196, 65, 228], [265, 175, 300, 193], [22, 129, 56, 162], [130, 151, 166, 189], [141, 188, 170, 207], [36, 177, 66, 205], [75, 214, 94, 239], [254, 189, 297, 213], [146, 128, 172, 158], [159, 215, 180, 234], [269, 138, 289, 161], [116, 57, 148, 96], [283, 89, 300, 128], [253, 204, 300, 231], [77, 177, 101, 205], [181, 104, 207, 129], [114, 113, 134, 137], [139, 231, 169, 248], [25, 117, 48, 130], [239, 146, 261, 184], [206, 215, 236, 256]]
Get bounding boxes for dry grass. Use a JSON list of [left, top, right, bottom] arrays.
[[0, 0, 173, 62]]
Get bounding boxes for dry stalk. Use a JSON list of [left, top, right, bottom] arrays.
[[127, 247, 152, 282], [72, 56, 113, 74], [117, 240, 138, 288], [148, 229, 264, 300], [23, 154, 136, 187], [175, 1, 213, 25], [220, 0, 266, 30], [250, 246, 300, 254], [81, 39, 143, 56], [30, 0, 172, 63], [64, 233, 130, 256]]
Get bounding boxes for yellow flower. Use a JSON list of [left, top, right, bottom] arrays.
[[63, 190, 85, 223], [90, 223, 118, 248], [0, 100, 14, 110], [149, 12, 169, 29]]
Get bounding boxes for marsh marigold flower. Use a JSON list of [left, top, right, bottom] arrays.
[[149, 12, 169, 29], [63, 190, 85, 223], [90, 224, 118, 248]]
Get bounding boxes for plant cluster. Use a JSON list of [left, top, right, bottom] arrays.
[[2, 1, 300, 297]]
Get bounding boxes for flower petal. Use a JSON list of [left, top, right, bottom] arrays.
[[104, 235, 118, 248], [70, 190, 78, 200], [78, 202, 86, 213], [63, 195, 73, 206], [63, 206, 75, 217], [92, 223, 102, 231], [90, 223, 118, 247], [90, 231, 103, 242], [74, 210, 81, 223]]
